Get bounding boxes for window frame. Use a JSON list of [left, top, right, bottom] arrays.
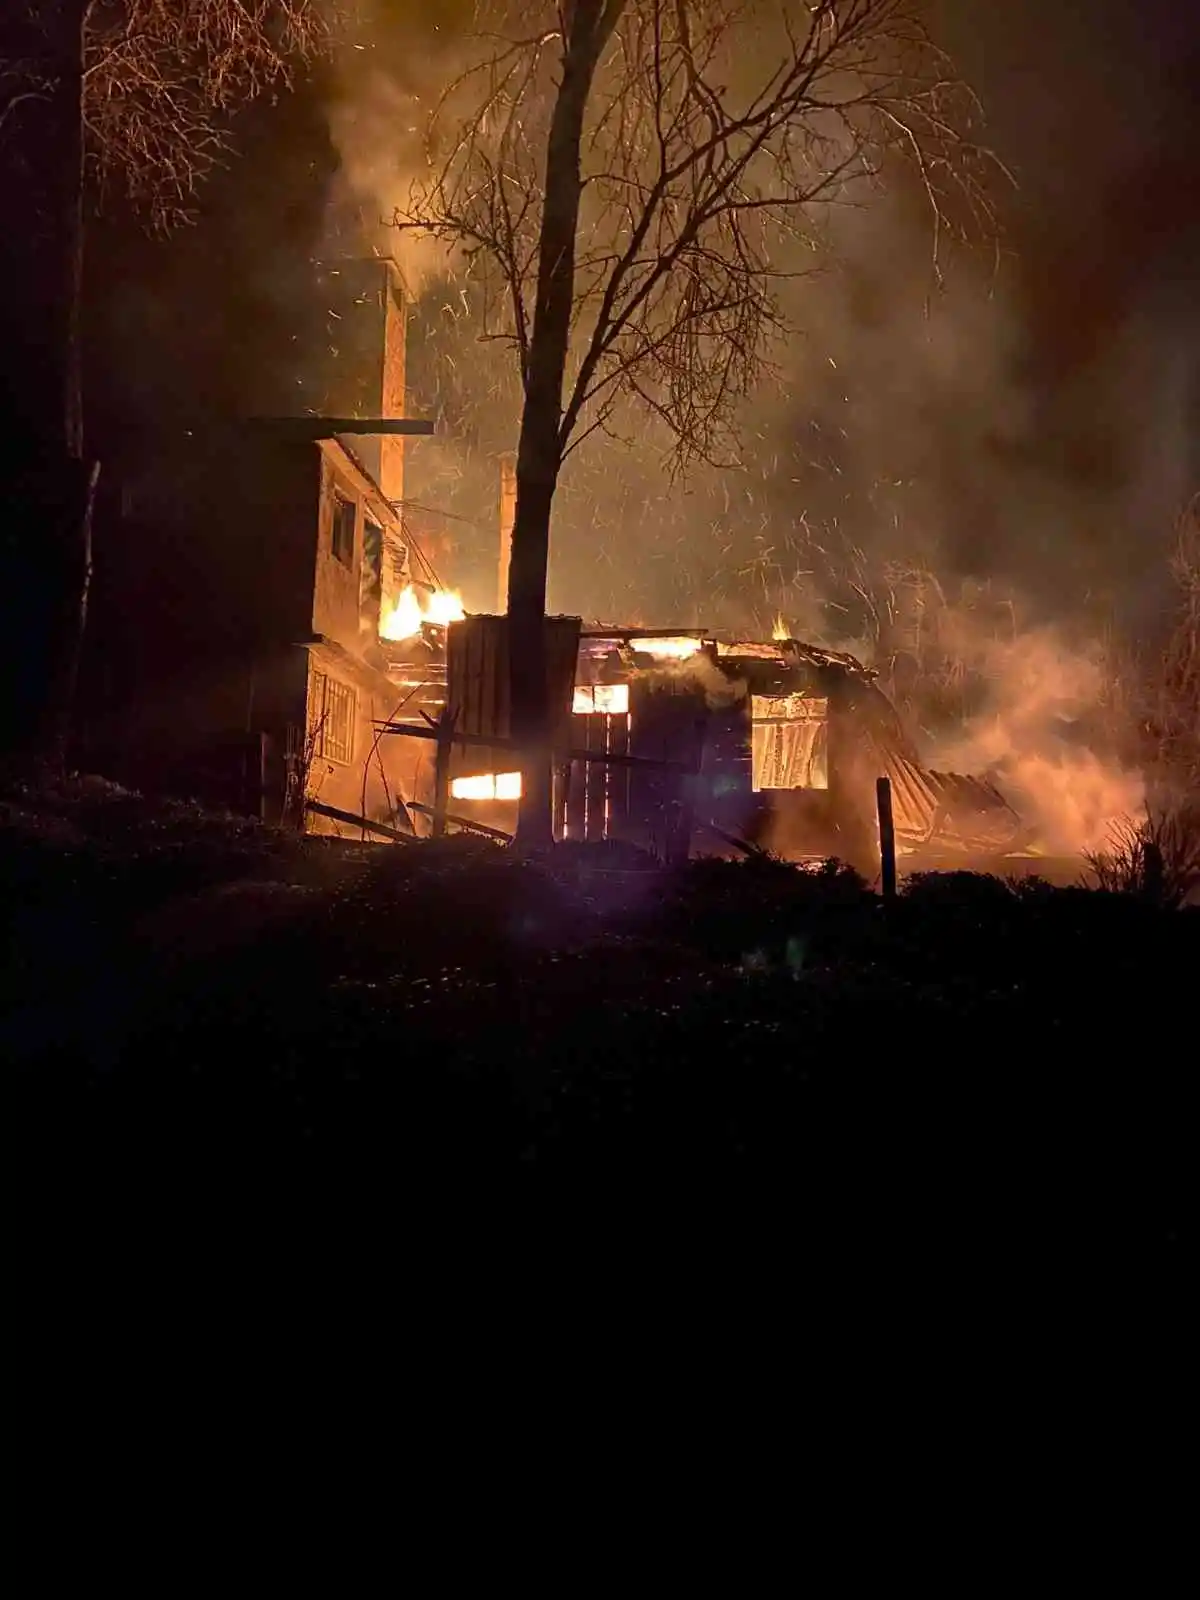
[[309, 670, 356, 766], [331, 492, 357, 568]]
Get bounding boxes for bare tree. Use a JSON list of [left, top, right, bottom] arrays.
[[81, 0, 331, 231], [397, 0, 997, 842], [0, 1, 330, 767]]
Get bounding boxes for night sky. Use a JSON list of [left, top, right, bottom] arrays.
[[85, 0, 1199, 636]]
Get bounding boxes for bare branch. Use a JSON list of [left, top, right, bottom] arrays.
[[0, 0, 332, 231], [397, 0, 1000, 471]]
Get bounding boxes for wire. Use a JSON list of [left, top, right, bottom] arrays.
[[391, 499, 490, 531], [359, 675, 436, 837], [394, 511, 451, 595]]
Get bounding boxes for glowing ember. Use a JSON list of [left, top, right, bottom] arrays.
[[630, 636, 702, 661], [573, 683, 630, 714], [450, 772, 522, 801], [380, 584, 465, 641]]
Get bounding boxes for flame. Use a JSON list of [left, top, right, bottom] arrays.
[[630, 636, 702, 661], [450, 772, 522, 801], [772, 614, 790, 642], [380, 583, 465, 641]]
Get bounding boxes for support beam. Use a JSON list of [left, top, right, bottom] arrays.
[[250, 418, 435, 439]]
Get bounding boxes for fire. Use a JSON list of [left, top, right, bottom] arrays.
[[573, 683, 630, 714], [380, 583, 465, 641], [772, 615, 790, 642], [630, 636, 702, 661], [450, 772, 522, 801]]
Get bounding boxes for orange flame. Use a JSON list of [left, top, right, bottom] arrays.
[[630, 636, 702, 661], [380, 584, 465, 641]]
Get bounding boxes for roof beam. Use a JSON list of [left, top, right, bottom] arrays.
[[251, 417, 435, 439]]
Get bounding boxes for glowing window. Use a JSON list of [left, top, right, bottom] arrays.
[[572, 683, 630, 715], [751, 695, 828, 790], [629, 636, 701, 661], [450, 773, 522, 801]]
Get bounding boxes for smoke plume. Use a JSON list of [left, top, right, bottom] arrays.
[[318, 0, 1197, 827], [928, 620, 1145, 853]]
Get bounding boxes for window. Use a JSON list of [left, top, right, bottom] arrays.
[[751, 695, 828, 790], [572, 683, 630, 715], [450, 773, 522, 801], [331, 494, 357, 567], [360, 518, 383, 631], [309, 671, 356, 765]]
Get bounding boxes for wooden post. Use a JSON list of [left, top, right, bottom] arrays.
[[670, 716, 707, 868], [432, 707, 457, 838], [876, 775, 897, 900]]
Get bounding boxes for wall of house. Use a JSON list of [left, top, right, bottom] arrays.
[[313, 451, 365, 648], [312, 439, 409, 644], [81, 424, 424, 830], [291, 259, 410, 619], [302, 645, 413, 835], [301, 440, 417, 834], [82, 431, 321, 795]]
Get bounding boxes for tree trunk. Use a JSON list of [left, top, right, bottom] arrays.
[[507, 0, 622, 846], [0, 1, 96, 772]]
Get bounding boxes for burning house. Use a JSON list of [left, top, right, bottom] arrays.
[[83, 258, 460, 831], [414, 618, 1024, 870], [83, 250, 1023, 865]]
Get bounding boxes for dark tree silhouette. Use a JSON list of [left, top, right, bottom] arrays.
[[0, 1, 329, 766]]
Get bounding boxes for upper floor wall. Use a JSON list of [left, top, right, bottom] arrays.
[[313, 438, 408, 652]]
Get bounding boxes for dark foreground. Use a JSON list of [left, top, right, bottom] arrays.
[[5, 779, 1194, 1271]]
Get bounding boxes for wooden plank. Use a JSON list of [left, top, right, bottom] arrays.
[[305, 798, 415, 842], [564, 715, 586, 839], [607, 712, 631, 837], [585, 709, 606, 841], [407, 802, 513, 843], [252, 417, 435, 437], [673, 716, 708, 866], [375, 719, 693, 773]]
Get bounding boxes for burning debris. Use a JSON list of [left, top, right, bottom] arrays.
[[379, 613, 1034, 869]]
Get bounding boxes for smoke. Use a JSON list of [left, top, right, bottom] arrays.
[[325, 64, 451, 294], [633, 653, 746, 712], [928, 619, 1144, 854], [323, 1, 472, 292], [316, 1, 1197, 773]]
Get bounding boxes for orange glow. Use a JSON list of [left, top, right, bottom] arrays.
[[450, 772, 522, 801], [573, 683, 631, 714], [380, 584, 465, 641], [630, 636, 702, 661], [772, 614, 790, 641]]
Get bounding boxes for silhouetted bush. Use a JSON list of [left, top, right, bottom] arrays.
[[6, 778, 1194, 1259]]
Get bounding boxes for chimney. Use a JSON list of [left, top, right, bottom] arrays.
[[497, 452, 516, 611], [295, 256, 408, 504]]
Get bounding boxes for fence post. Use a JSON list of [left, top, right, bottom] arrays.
[[876, 775, 897, 901], [432, 707, 457, 839]]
